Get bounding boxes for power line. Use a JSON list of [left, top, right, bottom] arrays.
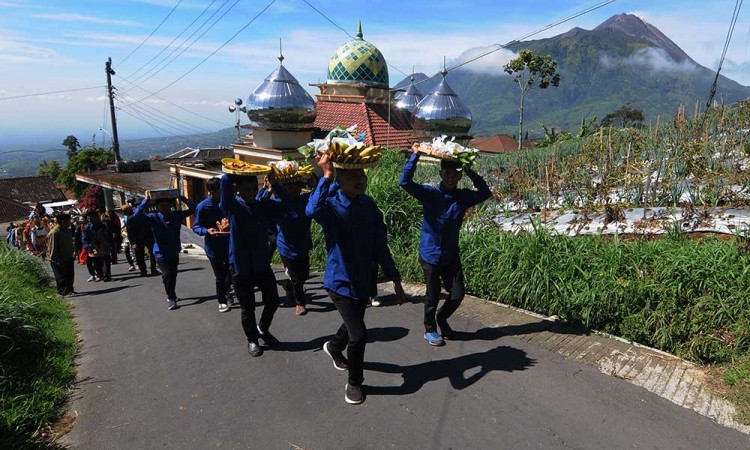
[[118, 95, 214, 135], [124, 0, 230, 82], [132, 0, 279, 104], [115, 74, 230, 126], [707, 0, 744, 107], [128, 0, 239, 86], [118, 107, 179, 137], [299, 0, 409, 77], [0, 86, 105, 101], [405, 0, 619, 91], [119, 0, 184, 66]]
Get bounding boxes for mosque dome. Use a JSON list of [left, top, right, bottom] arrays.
[[413, 69, 471, 136], [395, 77, 424, 112], [246, 52, 316, 130], [326, 22, 389, 88]]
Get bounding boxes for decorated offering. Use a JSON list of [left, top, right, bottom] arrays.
[[269, 160, 315, 181], [416, 135, 479, 167], [221, 158, 271, 175], [298, 125, 384, 169]]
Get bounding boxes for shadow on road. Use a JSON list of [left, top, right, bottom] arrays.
[[364, 345, 534, 395], [278, 326, 410, 353], [450, 321, 590, 342], [78, 285, 136, 296], [179, 295, 218, 306]]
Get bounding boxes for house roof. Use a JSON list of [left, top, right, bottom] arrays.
[[0, 196, 31, 223], [313, 101, 419, 150], [469, 134, 534, 153], [164, 147, 234, 160], [0, 175, 67, 205]]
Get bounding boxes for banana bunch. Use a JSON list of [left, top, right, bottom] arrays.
[[269, 160, 314, 180], [326, 142, 383, 165]]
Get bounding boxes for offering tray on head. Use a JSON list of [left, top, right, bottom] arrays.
[[269, 160, 315, 182], [221, 158, 271, 176], [414, 136, 479, 167]]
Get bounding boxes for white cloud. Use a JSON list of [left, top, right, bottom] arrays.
[[448, 45, 518, 75], [30, 13, 143, 27], [600, 47, 698, 73]]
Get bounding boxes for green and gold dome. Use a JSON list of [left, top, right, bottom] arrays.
[[326, 22, 389, 88]]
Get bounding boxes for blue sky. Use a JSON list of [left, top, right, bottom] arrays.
[[1, 0, 749, 146]]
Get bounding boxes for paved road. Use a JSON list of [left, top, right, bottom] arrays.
[[61, 255, 750, 450]]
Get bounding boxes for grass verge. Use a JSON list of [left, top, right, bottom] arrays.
[[307, 148, 750, 424], [0, 245, 77, 449]]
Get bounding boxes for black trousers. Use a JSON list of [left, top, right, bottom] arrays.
[[419, 257, 465, 333], [208, 255, 232, 304], [328, 289, 368, 386], [86, 254, 97, 277], [232, 266, 280, 343], [280, 255, 310, 306], [124, 242, 134, 266], [96, 255, 112, 279], [156, 257, 179, 301], [51, 259, 74, 295], [134, 241, 158, 274]]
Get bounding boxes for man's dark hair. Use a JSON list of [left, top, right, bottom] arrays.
[[440, 160, 462, 171], [206, 178, 221, 191], [86, 210, 98, 218], [57, 213, 71, 223]]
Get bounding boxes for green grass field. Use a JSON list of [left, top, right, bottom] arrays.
[[0, 245, 77, 449]]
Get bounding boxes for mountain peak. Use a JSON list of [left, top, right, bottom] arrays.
[[594, 13, 694, 63]]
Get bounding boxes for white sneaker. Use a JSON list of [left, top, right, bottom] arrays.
[[87, 276, 95, 282], [218, 303, 230, 313], [128, 265, 136, 272], [370, 296, 381, 307]]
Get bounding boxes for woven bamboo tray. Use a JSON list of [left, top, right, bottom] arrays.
[[419, 149, 456, 160], [332, 161, 379, 169], [276, 173, 313, 183], [222, 166, 271, 176]]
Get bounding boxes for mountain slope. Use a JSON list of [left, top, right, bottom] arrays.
[[399, 13, 750, 137]]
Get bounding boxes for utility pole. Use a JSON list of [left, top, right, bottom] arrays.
[[105, 57, 121, 162]]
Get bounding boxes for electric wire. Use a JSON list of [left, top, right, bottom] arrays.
[[115, 74, 230, 126], [127, 0, 236, 84], [299, 0, 409, 77], [119, 0, 184, 66], [118, 107, 179, 137], [128, 0, 240, 86], [404, 0, 619, 92], [0, 86, 105, 101], [123, 0, 221, 80], [118, 95, 213, 135], [707, 0, 744, 107], [131, 0, 278, 104]]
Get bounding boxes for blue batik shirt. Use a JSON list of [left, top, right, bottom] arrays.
[[135, 197, 196, 261]]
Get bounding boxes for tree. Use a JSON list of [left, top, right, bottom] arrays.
[[601, 104, 645, 129], [38, 160, 63, 182], [58, 147, 115, 197], [504, 50, 560, 150], [62, 135, 81, 160]]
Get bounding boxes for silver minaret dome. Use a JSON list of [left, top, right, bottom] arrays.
[[412, 67, 471, 136], [246, 45, 316, 130], [395, 76, 424, 112]]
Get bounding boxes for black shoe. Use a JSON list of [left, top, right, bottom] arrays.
[[140, 271, 148, 277], [323, 341, 348, 371], [437, 317, 455, 340], [247, 341, 263, 357], [103, 277, 112, 282], [151, 271, 161, 277], [345, 384, 365, 405], [257, 329, 280, 347]]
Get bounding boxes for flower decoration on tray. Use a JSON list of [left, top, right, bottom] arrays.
[[415, 135, 479, 167], [298, 125, 383, 169], [221, 158, 271, 175], [269, 160, 315, 182]]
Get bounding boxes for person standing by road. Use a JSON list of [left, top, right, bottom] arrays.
[[135, 194, 195, 310], [219, 171, 286, 357], [82, 210, 111, 282], [193, 178, 233, 313], [307, 154, 405, 405], [400, 144, 492, 347], [47, 213, 75, 296]]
